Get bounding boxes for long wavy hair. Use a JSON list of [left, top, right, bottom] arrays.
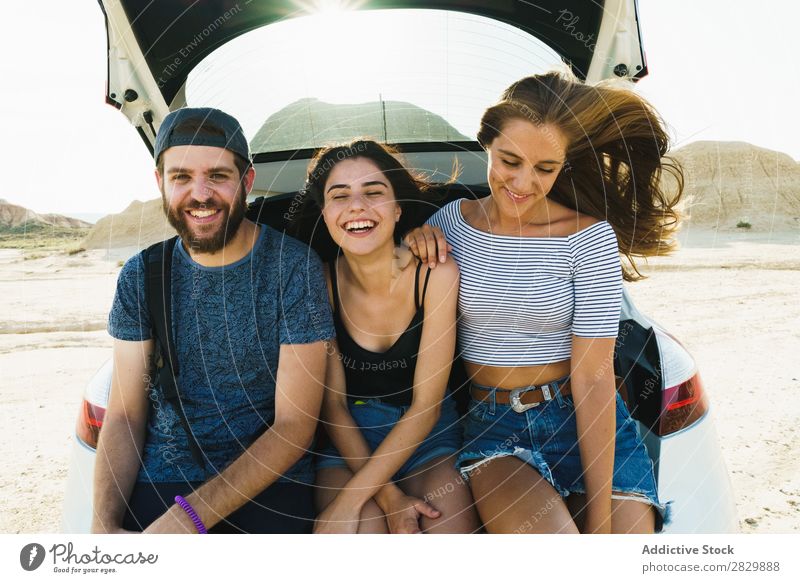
[[478, 71, 684, 281]]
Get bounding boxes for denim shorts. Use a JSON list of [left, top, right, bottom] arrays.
[[316, 395, 463, 482], [457, 380, 672, 531]]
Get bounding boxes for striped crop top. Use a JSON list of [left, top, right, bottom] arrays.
[[426, 199, 623, 366]]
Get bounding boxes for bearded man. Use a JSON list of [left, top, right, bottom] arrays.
[[92, 108, 334, 534]]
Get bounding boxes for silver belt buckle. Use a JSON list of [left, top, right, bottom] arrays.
[[510, 387, 538, 413], [510, 384, 553, 413]]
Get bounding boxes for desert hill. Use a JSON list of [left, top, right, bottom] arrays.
[[251, 97, 470, 153], [82, 141, 799, 250], [0, 199, 91, 231], [669, 141, 800, 230], [80, 198, 175, 251]]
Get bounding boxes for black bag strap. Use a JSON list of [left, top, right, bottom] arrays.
[[143, 237, 207, 470]]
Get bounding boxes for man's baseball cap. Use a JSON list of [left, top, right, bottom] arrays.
[[154, 107, 251, 163]]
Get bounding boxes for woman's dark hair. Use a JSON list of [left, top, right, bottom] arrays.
[[478, 71, 684, 281], [298, 139, 435, 246]]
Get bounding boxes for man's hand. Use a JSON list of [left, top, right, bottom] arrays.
[[143, 504, 202, 534]]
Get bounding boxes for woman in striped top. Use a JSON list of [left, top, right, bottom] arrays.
[[405, 71, 683, 533]]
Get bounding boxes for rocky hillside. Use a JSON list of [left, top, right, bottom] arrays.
[[81, 199, 175, 251], [82, 141, 799, 249], [251, 97, 470, 153], [669, 141, 800, 230], [0, 199, 91, 231]]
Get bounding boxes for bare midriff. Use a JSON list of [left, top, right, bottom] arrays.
[[464, 359, 571, 389]]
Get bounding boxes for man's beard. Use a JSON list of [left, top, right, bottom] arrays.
[[162, 185, 248, 254]]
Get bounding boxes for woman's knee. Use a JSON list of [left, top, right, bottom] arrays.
[[610, 494, 656, 534], [467, 457, 576, 534]]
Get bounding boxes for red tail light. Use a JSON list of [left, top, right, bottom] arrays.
[[658, 373, 708, 436], [76, 399, 106, 449]]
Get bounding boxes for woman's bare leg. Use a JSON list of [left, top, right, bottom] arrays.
[[566, 492, 656, 533], [468, 456, 577, 533], [314, 467, 388, 534], [400, 454, 482, 533]]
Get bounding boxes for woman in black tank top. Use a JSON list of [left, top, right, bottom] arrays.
[[303, 141, 479, 534]]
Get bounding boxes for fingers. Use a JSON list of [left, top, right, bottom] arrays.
[[423, 228, 438, 268], [400, 518, 421, 534], [387, 514, 420, 534], [404, 231, 429, 264], [403, 226, 450, 267], [424, 226, 443, 268], [413, 500, 441, 519], [433, 228, 449, 265]]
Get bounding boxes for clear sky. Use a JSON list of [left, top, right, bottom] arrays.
[[1, 0, 797, 216]]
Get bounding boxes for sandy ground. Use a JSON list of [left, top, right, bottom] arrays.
[[0, 227, 798, 533], [626, 227, 800, 533]]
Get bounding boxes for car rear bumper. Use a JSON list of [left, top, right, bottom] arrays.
[[60, 434, 96, 533], [651, 411, 739, 533]]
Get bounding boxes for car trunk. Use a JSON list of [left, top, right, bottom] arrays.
[[99, 0, 647, 155]]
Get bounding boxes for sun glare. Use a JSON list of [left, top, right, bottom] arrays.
[[294, 0, 366, 16]]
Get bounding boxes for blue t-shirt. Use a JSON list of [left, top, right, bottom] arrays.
[[108, 224, 335, 484]]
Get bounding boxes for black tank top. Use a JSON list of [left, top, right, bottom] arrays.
[[330, 260, 432, 407]]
